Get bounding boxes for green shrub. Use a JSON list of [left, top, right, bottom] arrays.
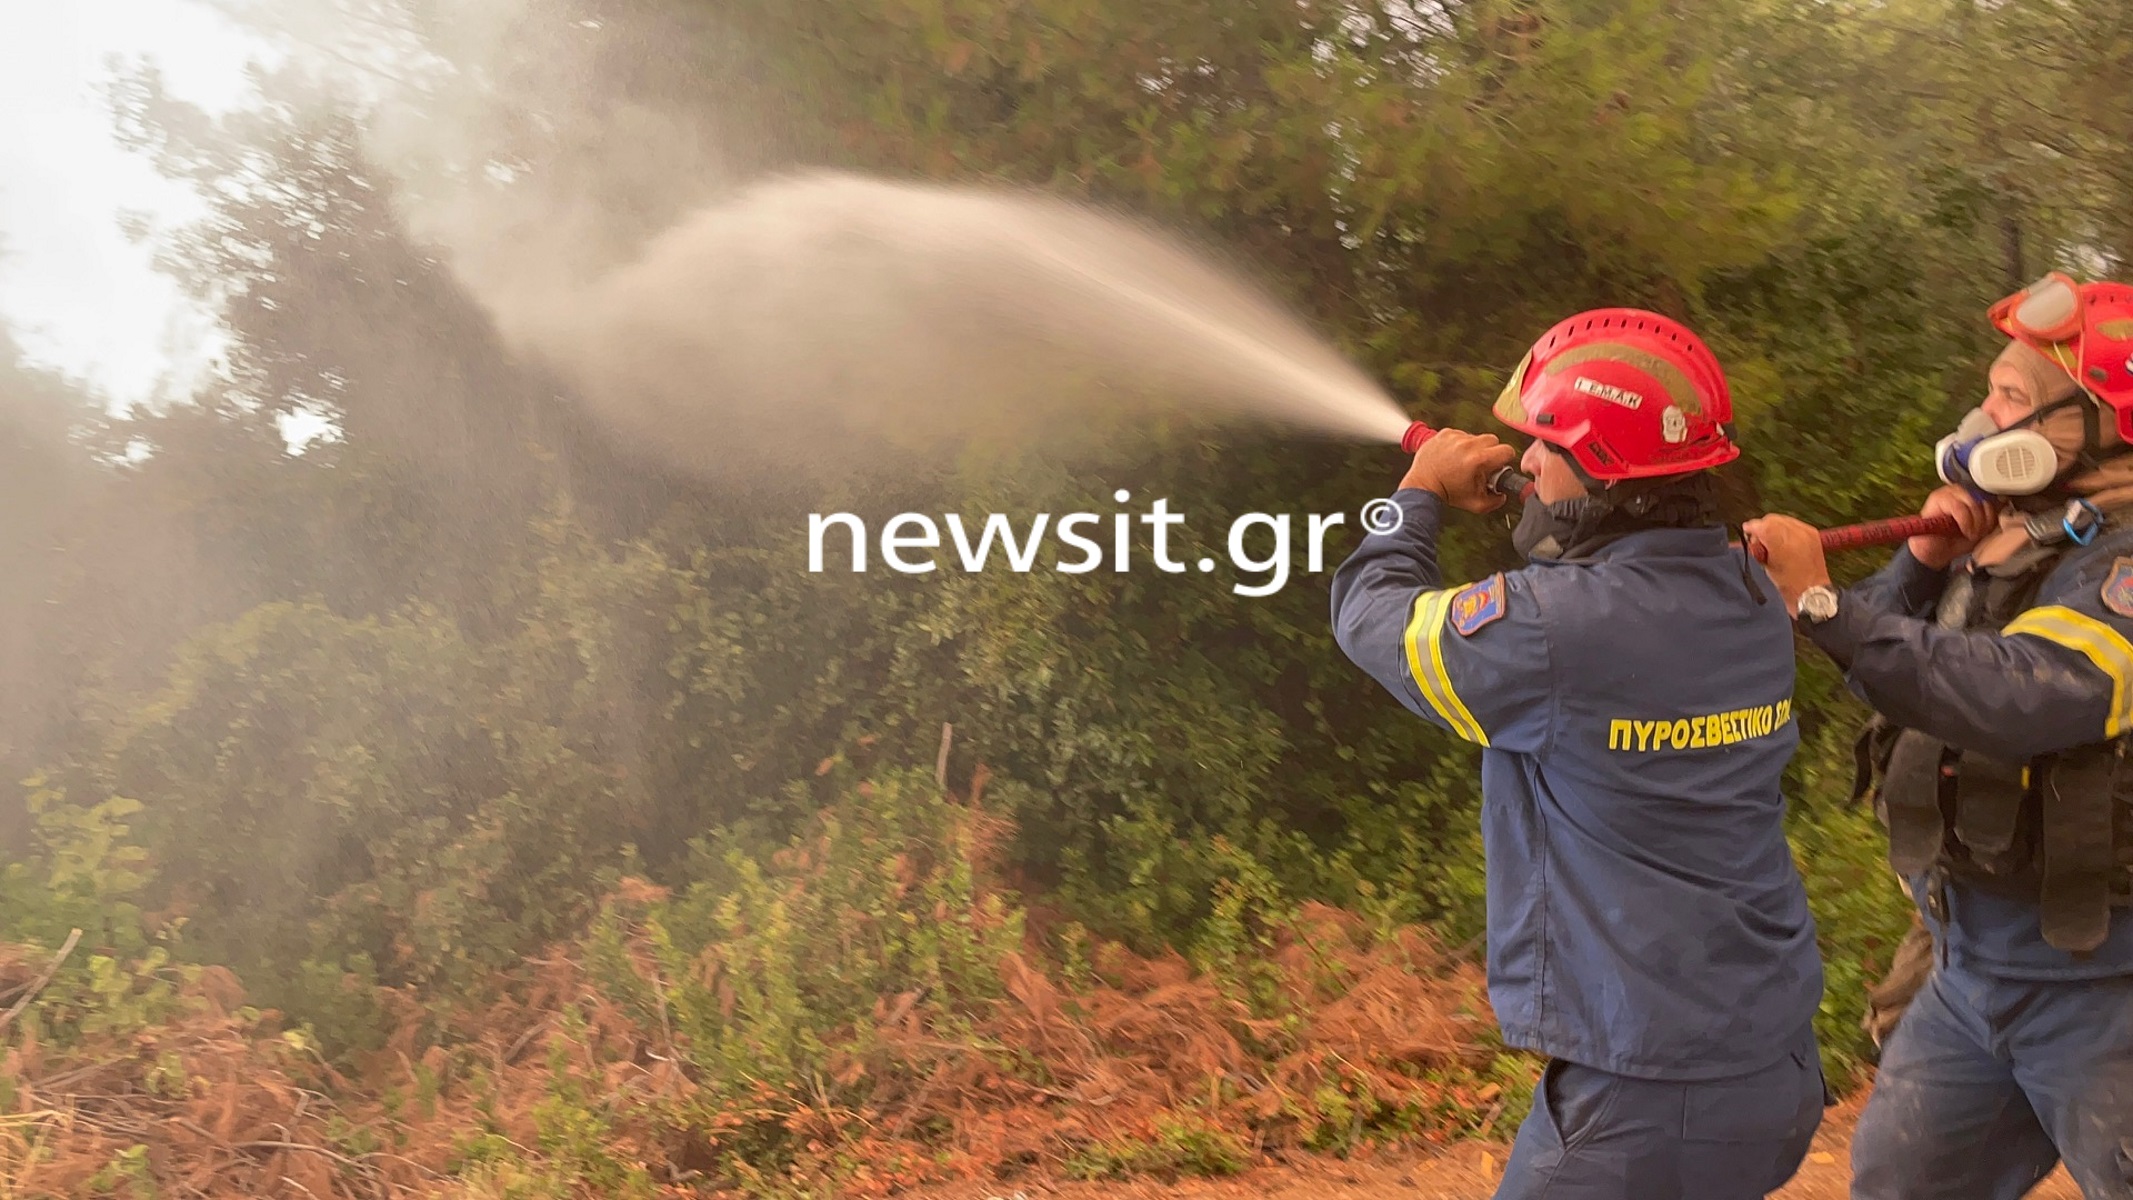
[[588, 769, 1025, 1102], [1064, 1113, 1250, 1181]]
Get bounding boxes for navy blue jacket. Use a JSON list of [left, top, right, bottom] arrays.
[[1331, 489, 1822, 1081], [1808, 535, 2133, 978]]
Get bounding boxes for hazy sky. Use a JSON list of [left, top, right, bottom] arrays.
[[0, 1, 264, 409]]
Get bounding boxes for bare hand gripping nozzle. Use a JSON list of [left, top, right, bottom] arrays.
[[1401, 420, 1534, 499]]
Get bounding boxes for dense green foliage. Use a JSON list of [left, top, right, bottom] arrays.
[[6, 0, 2131, 1141]]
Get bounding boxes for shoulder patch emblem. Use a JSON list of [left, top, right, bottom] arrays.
[[2103, 558, 2133, 618], [1450, 574, 1508, 637]]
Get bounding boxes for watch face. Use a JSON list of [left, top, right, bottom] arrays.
[[1800, 588, 1838, 621]]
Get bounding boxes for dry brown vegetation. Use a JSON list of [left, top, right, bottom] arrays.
[[2, 894, 1519, 1199], [11, 929, 2083, 1200]]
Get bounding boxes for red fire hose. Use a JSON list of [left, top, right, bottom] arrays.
[[1399, 420, 1960, 552], [1816, 513, 1961, 552], [1745, 513, 1960, 562]]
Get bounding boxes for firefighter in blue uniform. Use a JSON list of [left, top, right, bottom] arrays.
[[1749, 274, 2133, 1200], [1332, 310, 1827, 1200]]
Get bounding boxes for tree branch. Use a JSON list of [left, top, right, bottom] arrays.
[[0, 929, 82, 1034]]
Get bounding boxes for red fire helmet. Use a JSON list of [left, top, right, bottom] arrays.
[[1491, 308, 1739, 481], [1989, 273, 2133, 442]]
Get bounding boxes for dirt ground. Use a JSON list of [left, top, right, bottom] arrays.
[[908, 1097, 2083, 1200]]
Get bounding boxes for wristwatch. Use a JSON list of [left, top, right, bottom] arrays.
[[1796, 584, 1840, 624]]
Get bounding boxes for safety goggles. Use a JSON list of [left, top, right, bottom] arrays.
[[1992, 272, 2085, 345]]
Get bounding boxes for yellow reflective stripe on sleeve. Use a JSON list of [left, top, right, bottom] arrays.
[[1427, 597, 1490, 745], [1403, 589, 1490, 746], [1400, 592, 1449, 730], [2002, 604, 2133, 736]]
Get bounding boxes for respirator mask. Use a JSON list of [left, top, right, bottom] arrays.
[[1934, 403, 2069, 498], [1511, 441, 1601, 560], [1512, 496, 1595, 561]]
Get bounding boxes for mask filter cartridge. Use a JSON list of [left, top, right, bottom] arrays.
[[1935, 408, 2058, 497]]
